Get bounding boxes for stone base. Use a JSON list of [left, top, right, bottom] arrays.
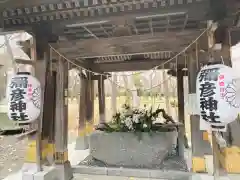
[[33, 167, 58, 180], [72, 165, 191, 179], [55, 161, 73, 180], [22, 164, 58, 180], [89, 131, 178, 167], [75, 136, 89, 150]]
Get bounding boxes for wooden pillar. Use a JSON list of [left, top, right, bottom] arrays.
[[24, 33, 55, 165], [54, 57, 73, 180], [85, 72, 94, 132], [176, 68, 185, 157], [79, 75, 86, 133], [98, 76, 106, 124], [123, 74, 131, 105], [111, 73, 117, 117], [188, 53, 212, 173], [163, 70, 170, 113], [47, 71, 57, 163], [75, 73, 89, 150]]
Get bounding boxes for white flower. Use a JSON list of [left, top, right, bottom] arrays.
[[143, 124, 147, 128], [125, 117, 132, 123], [128, 124, 133, 130], [124, 117, 133, 130], [133, 114, 140, 123]]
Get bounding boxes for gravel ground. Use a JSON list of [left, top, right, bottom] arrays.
[[0, 132, 77, 180], [0, 135, 27, 180]]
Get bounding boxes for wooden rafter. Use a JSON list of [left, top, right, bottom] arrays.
[[52, 30, 207, 58], [1, 0, 209, 29]]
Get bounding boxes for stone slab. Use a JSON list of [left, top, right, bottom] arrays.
[[107, 167, 150, 178], [73, 174, 240, 180], [21, 165, 58, 180], [22, 171, 34, 180], [89, 131, 178, 167], [72, 165, 191, 179], [34, 167, 57, 180], [55, 161, 73, 180], [72, 165, 107, 175], [73, 174, 160, 180]]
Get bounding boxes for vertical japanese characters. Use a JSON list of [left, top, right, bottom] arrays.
[[9, 76, 29, 122], [198, 67, 225, 130], [7, 74, 41, 123], [197, 64, 240, 130]]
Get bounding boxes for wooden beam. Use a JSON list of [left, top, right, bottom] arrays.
[[55, 1, 208, 27], [53, 30, 207, 58], [2, 0, 208, 30], [63, 46, 184, 59], [91, 59, 171, 72], [55, 30, 203, 48]]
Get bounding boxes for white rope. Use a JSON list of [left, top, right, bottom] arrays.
[[48, 27, 209, 92], [48, 54, 181, 92], [50, 45, 173, 91], [49, 27, 209, 77]]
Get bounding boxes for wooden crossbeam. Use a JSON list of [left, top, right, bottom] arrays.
[[53, 30, 207, 58], [55, 30, 202, 48], [91, 58, 171, 72]]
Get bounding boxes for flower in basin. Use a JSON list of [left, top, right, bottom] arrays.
[[125, 117, 133, 130], [108, 104, 175, 135], [133, 114, 140, 123]]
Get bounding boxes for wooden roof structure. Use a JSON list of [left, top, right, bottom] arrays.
[[0, 0, 240, 72]]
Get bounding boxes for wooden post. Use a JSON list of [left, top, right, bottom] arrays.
[[46, 70, 57, 164], [123, 74, 131, 105], [24, 33, 54, 167], [111, 73, 117, 116], [176, 67, 185, 157], [54, 57, 73, 180], [188, 53, 212, 173], [163, 69, 170, 113], [98, 75, 106, 124], [75, 73, 89, 150], [85, 72, 94, 132]]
